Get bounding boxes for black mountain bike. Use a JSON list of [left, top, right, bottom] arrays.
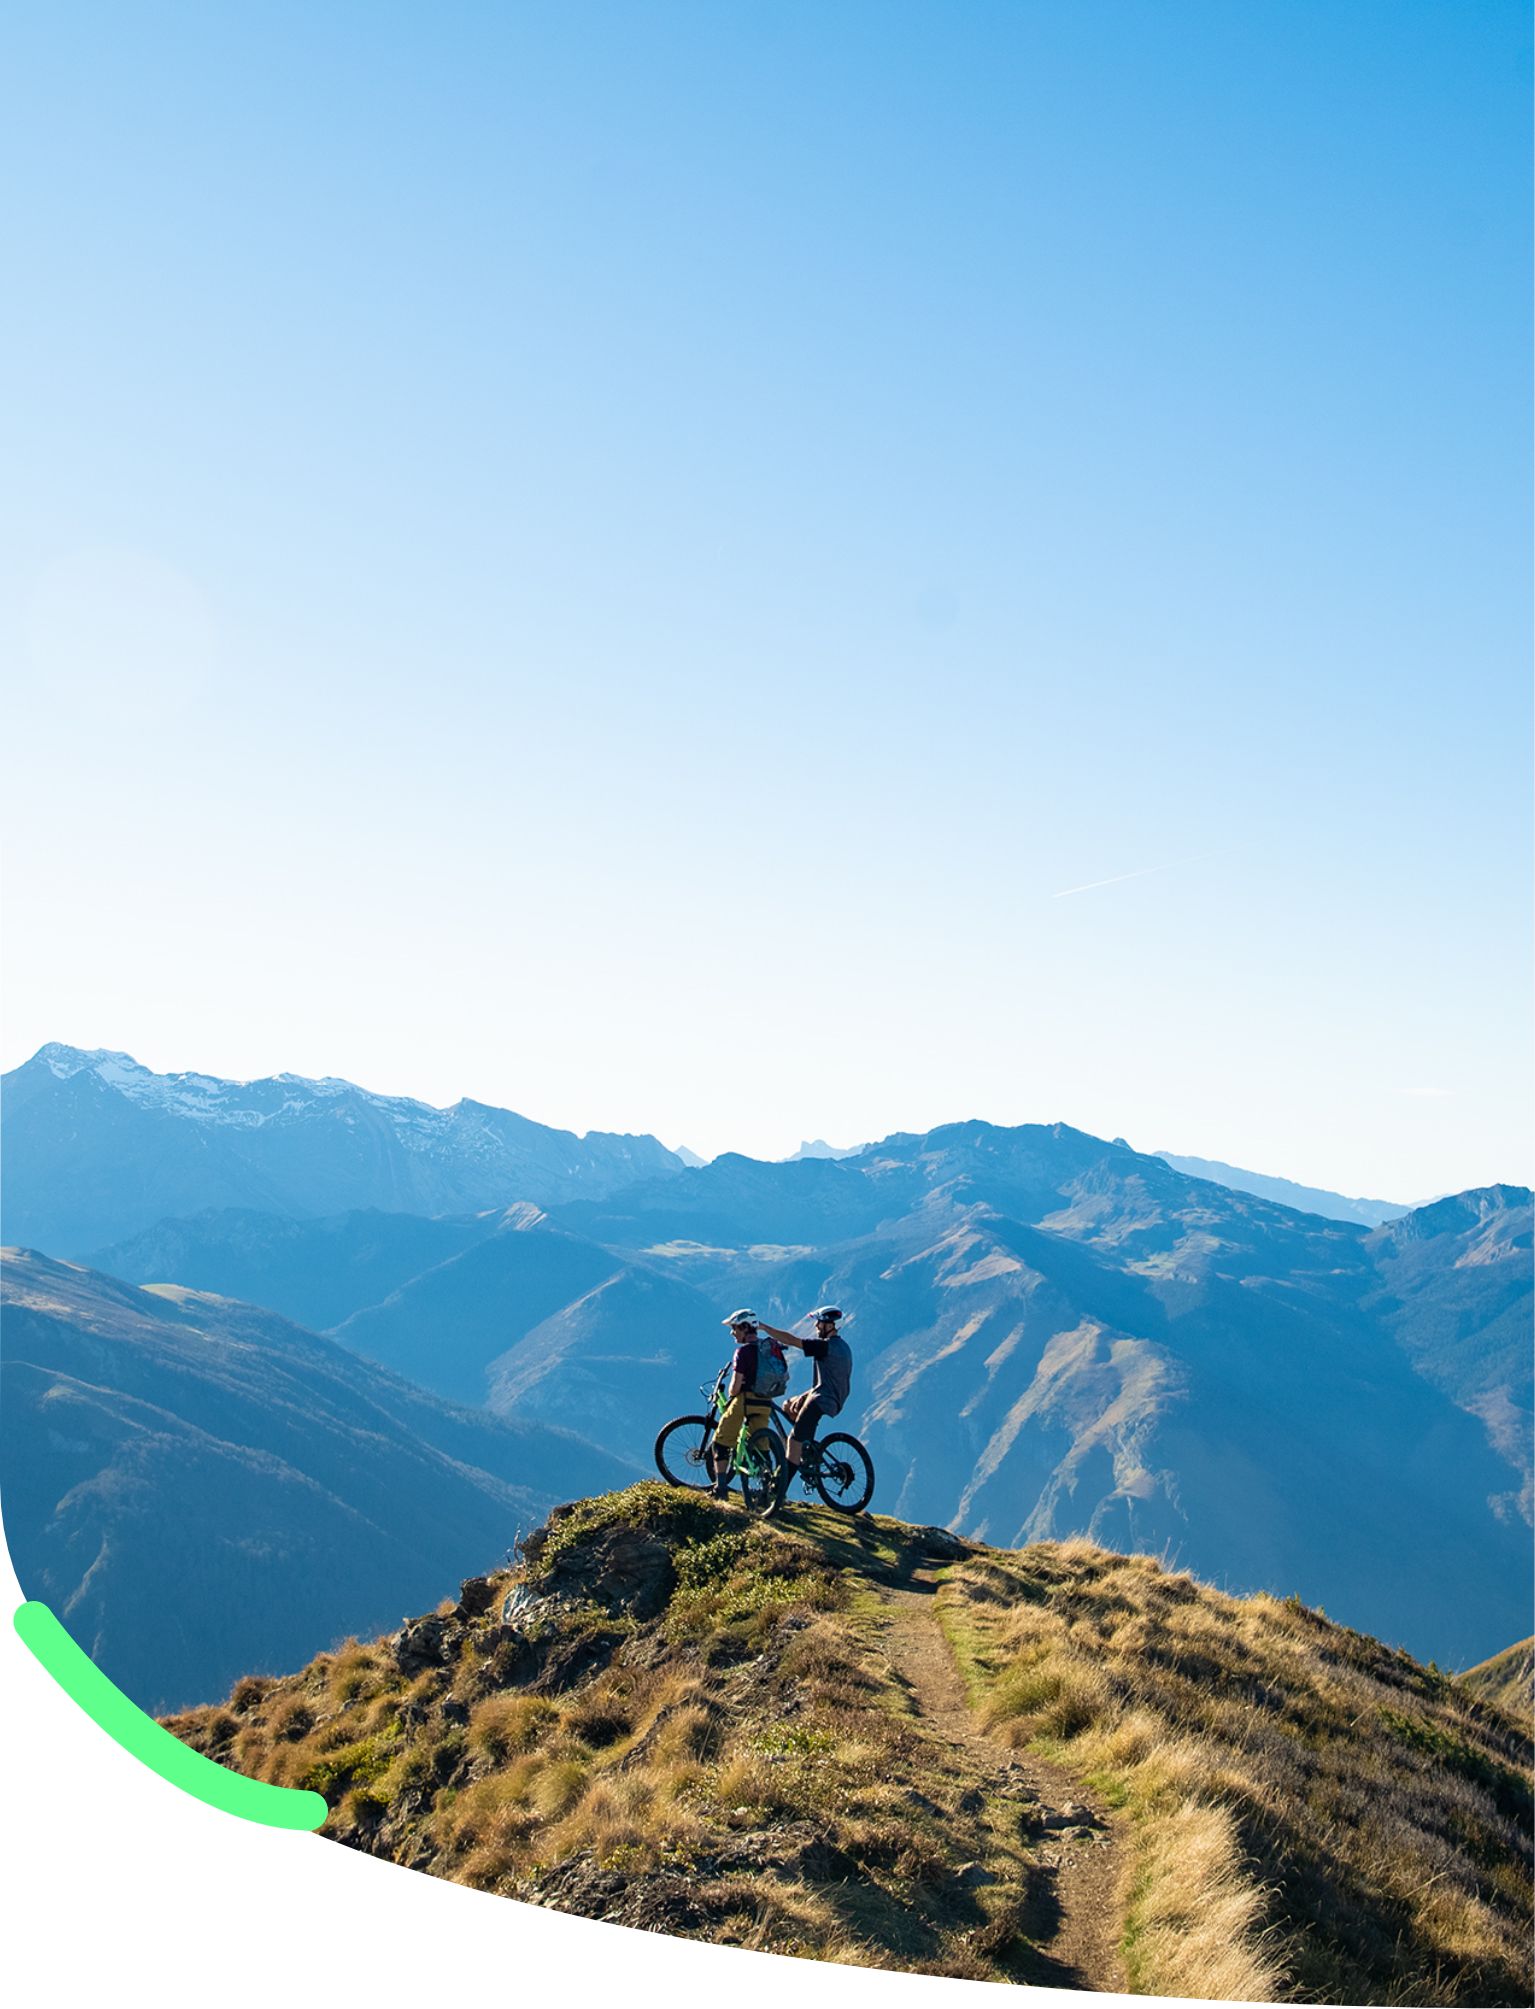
[[654, 1379, 876, 1515]]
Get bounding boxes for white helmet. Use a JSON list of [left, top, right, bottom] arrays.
[[723, 1308, 759, 1329]]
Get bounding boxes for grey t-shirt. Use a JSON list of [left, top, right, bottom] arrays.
[[802, 1333, 852, 1413]]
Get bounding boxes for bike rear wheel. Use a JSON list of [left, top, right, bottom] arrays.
[[655, 1413, 716, 1490], [738, 1429, 783, 1515], [809, 1433, 875, 1514]]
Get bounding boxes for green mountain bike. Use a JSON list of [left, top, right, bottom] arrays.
[[652, 1373, 782, 1512]]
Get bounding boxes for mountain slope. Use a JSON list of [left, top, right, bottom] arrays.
[[1, 1044, 683, 1254], [551, 1145, 911, 1250], [813, 1192, 1532, 1668], [1155, 1151, 1410, 1227], [1365, 1187, 1533, 1522], [552, 1118, 1392, 1271], [483, 1262, 725, 1440], [330, 1212, 730, 1438], [0, 1251, 634, 1710], [1460, 1640, 1535, 1726], [165, 1485, 1535, 2005], [89, 1205, 502, 1332], [328, 1208, 629, 1407]]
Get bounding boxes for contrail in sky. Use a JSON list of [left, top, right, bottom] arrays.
[[1052, 863, 1176, 899]]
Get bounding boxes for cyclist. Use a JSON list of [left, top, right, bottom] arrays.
[[758, 1305, 852, 1514], [708, 1309, 780, 1500]]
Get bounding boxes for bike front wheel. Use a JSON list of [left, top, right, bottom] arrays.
[[809, 1433, 875, 1514], [655, 1414, 717, 1490]]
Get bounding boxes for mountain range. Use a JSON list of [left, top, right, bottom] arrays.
[[3, 1045, 1530, 1678], [1, 1044, 684, 1254]]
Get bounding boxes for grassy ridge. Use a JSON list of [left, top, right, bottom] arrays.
[[1458, 1639, 1534, 1728], [165, 1486, 1533, 2002], [168, 1489, 1067, 1979], [939, 1541, 1533, 2003]]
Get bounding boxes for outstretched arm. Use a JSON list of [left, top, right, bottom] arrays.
[[759, 1323, 803, 1349]]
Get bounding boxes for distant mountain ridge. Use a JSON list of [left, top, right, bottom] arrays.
[[1155, 1149, 1411, 1227], [1, 1044, 685, 1254], [76, 1113, 1534, 1667], [7, 1054, 1530, 1670], [1365, 1185, 1534, 1525], [90, 1204, 500, 1333]]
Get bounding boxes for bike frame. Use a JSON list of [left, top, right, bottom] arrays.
[[705, 1378, 780, 1477], [701, 1376, 860, 1486]]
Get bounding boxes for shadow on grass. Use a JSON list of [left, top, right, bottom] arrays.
[[761, 1504, 936, 1586]]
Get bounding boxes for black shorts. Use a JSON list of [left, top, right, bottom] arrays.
[[788, 1393, 841, 1448]]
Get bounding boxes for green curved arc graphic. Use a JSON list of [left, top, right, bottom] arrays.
[[13, 1601, 328, 1831]]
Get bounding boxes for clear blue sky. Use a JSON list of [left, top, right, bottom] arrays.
[[3, 1, 1529, 1200]]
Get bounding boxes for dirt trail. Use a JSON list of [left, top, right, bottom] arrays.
[[877, 1569, 1126, 1994]]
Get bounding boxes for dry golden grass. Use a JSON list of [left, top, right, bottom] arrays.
[[165, 1491, 1086, 1982], [1459, 1637, 1534, 1728], [941, 1542, 1533, 2004], [1125, 1797, 1279, 2001]]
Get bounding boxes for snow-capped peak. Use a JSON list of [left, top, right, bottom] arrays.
[[28, 1045, 372, 1129], [35, 1043, 145, 1082]]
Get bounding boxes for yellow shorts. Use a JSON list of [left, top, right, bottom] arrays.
[[714, 1392, 772, 1452]]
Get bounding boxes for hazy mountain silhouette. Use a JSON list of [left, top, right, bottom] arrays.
[[787, 1138, 865, 1161], [1155, 1150, 1411, 1227]]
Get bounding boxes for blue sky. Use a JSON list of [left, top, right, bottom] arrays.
[[3, 1, 1529, 1199]]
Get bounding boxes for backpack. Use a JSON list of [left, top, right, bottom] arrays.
[[751, 1335, 789, 1398]]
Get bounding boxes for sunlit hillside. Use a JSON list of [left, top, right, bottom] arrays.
[[166, 1486, 1533, 2004]]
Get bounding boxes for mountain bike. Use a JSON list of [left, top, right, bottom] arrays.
[[654, 1378, 875, 1515], [774, 1411, 877, 1514], [652, 1374, 783, 1512]]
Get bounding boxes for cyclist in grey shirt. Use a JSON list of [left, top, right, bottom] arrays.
[[758, 1305, 852, 1513]]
